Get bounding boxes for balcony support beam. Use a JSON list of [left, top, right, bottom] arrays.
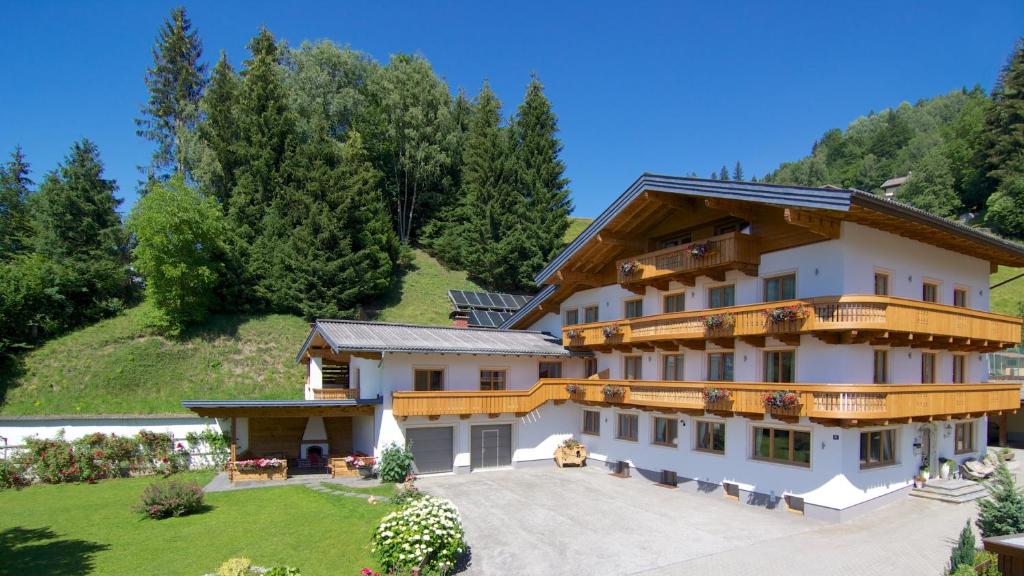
[[784, 208, 841, 239]]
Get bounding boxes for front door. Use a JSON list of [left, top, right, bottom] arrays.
[[920, 425, 936, 474], [471, 424, 512, 470]]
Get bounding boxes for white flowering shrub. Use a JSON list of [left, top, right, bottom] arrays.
[[371, 495, 465, 574]]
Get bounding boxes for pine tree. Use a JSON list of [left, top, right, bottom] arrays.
[[194, 51, 241, 208], [985, 39, 1024, 184], [732, 161, 744, 182], [977, 461, 1024, 538], [709, 171, 716, 180], [136, 7, 207, 178], [719, 165, 730, 180], [510, 75, 572, 262], [948, 520, 977, 573], [0, 147, 34, 258]]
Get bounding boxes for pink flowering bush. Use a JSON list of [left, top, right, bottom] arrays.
[[20, 429, 190, 484], [133, 479, 204, 519], [371, 495, 465, 575], [233, 458, 286, 471], [0, 457, 30, 490]]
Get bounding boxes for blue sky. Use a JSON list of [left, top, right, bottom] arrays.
[[2, 1, 1022, 218]]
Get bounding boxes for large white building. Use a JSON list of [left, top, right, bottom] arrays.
[[185, 175, 1024, 522]]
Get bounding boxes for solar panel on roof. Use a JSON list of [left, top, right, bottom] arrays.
[[467, 310, 513, 328], [448, 289, 535, 313]]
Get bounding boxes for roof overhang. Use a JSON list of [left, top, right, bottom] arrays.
[[181, 399, 380, 418]]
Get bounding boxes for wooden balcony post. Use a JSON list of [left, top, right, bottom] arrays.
[[229, 416, 237, 481]]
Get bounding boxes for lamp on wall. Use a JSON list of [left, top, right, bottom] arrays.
[[944, 424, 953, 438]]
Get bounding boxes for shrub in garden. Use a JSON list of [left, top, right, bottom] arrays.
[[948, 520, 976, 573], [133, 479, 205, 519], [372, 495, 465, 575], [213, 558, 302, 576], [23, 434, 79, 483], [0, 457, 30, 490], [379, 442, 414, 483], [977, 460, 1024, 537]]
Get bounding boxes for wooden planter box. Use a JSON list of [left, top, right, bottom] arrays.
[[555, 445, 588, 468], [328, 457, 376, 478], [231, 465, 288, 482]]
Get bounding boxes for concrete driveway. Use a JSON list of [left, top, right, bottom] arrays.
[[418, 465, 978, 575]]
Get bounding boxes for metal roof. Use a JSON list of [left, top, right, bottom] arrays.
[[881, 175, 910, 188], [297, 319, 571, 360], [181, 399, 381, 409], [501, 174, 1024, 329]]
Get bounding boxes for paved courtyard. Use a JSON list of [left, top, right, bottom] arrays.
[[418, 465, 981, 575]]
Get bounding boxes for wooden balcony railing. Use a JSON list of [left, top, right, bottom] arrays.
[[309, 387, 360, 400], [562, 295, 1022, 352], [391, 378, 1021, 425], [616, 231, 760, 286]]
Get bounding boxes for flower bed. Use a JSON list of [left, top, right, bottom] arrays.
[[231, 458, 287, 481], [762, 390, 800, 410], [372, 495, 465, 575]]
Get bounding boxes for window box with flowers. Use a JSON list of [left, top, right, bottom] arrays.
[[620, 260, 642, 277], [328, 453, 377, 479], [566, 329, 581, 340], [702, 313, 735, 332], [602, 325, 622, 339], [762, 390, 801, 414], [231, 458, 288, 481], [763, 304, 808, 324], [565, 382, 586, 396], [687, 241, 712, 259], [703, 387, 734, 407], [554, 437, 588, 468], [602, 384, 625, 402]]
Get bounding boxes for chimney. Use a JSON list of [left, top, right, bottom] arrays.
[[452, 311, 469, 329]]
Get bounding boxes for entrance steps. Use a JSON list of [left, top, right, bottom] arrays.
[[910, 478, 988, 504]]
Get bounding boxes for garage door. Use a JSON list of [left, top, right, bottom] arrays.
[[471, 424, 512, 470], [405, 427, 454, 474]]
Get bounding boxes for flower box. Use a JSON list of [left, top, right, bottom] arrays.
[[565, 383, 585, 395], [602, 325, 621, 339], [554, 444, 588, 468], [231, 459, 288, 482], [620, 261, 642, 276], [329, 454, 376, 478], [602, 384, 625, 401], [702, 313, 735, 331], [566, 329, 581, 340], [764, 305, 808, 324], [762, 390, 801, 412], [687, 241, 712, 258], [703, 387, 733, 405]]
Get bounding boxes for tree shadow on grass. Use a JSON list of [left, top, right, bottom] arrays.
[[0, 526, 109, 576], [364, 258, 420, 321], [0, 353, 26, 409], [175, 313, 250, 343]]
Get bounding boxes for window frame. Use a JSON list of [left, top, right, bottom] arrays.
[[694, 419, 726, 454], [651, 416, 678, 447], [623, 298, 644, 319], [707, 351, 735, 382], [538, 361, 563, 379], [663, 291, 686, 314], [582, 410, 601, 436], [583, 304, 600, 323], [952, 354, 967, 384], [584, 357, 598, 378], [623, 355, 643, 380], [662, 353, 685, 380], [859, 428, 898, 469], [763, 273, 797, 303], [922, 280, 940, 303], [955, 422, 975, 455], [953, 287, 968, 308], [873, 349, 890, 384], [921, 352, 936, 384], [763, 349, 796, 383], [751, 425, 812, 468], [564, 308, 579, 326], [479, 368, 508, 391], [707, 284, 736, 309], [413, 367, 445, 392], [615, 412, 639, 442], [874, 270, 890, 296]]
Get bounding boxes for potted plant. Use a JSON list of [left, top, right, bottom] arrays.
[[702, 313, 736, 331], [566, 329, 581, 340], [939, 458, 953, 480], [920, 465, 930, 482], [763, 304, 808, 324], [688, 241, 711, 258], [620, 260, 641, 276], [762, 390, 800, 410], [602, 325, 621, 339], [602, 384, 625, 401], [554, 437, 588, 468], [703, 387, 733, 404], [565, 383, 584, 395]]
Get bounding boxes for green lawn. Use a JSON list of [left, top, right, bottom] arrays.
[[0, 472, 393, 576], [319, 482, 398, 498], [368, 249, 481, 325], [0, 302, 310, 416], [991, 266, 1024, 317]]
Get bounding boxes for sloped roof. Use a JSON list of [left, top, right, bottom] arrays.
[[296, 319, 570, 361], [881, 175, 910, 188]]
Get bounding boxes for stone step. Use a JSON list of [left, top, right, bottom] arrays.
[[910, 479, 988, 504], [910, 489, 988, 504]]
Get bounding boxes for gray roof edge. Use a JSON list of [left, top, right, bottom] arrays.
[[313, 318, 554, 336], [181, 398, 383, 408], [501, 284, 558, 329]]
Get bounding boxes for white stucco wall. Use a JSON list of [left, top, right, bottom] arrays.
[[0, 416, 223, 450]]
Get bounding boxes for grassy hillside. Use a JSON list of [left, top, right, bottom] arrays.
[[368, 249, 482, 325], [991, 266, 1024, 317], [564, 216, 592, 243]]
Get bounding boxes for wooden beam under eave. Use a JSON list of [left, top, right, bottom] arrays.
[[709, 337, 735, 348], [622, 283, 646, 295], [652, 341, 681, 351], [703, 269, 727, 282], [784, 208, 841, 239], [633, 343, 656, 352], [738, 335, 766, 347], [596, 232, 647, 251], [679, 340, 707, 351], [642, 191, 696, 210], [774, 334, 801, 346], [556, 270, 605, 287]]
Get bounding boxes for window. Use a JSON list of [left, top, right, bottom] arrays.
[[623, 355, 643, 380], [652, 416, 678, 446], [873, 350, 889, 384], [752, 426, 811, 467], [659, 233, 692, 249], [954, 288, 968, 308], [923, 282, 938, 303], [663, 292, 686, 314], [695, 420, 726, 454], [584, 305, 599, 323], [565, 308, 579, 326], [764, 274, 796, 302], [874, 272, 889, 296], [953, 354, 966, 384], [715, 220, 747, 235], [955, 422, 975, 454], [663, 354, 685, 380], [616, 413, 639, 441], [479, 369, 507, 391], [860, 429, 897, 468], [707, 352, 734, 381], [921, 353, 936, 384], [539, 362, 563, 379], [584, 357, 598, 378], [624, 299, 644, 319], [414, 368, 444, 391], [764, 350, 795, 383], [583, 410, 600, 436], [708, 285, 735, 308]]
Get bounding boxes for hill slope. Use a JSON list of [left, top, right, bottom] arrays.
[[367, 249, 481, 325]]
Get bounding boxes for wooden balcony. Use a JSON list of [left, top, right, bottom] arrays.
[[562, 295, 1022, 353], [616, 231, 760, 289], [308, 387, 360, 400], [391, 378, 1021, 426]]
